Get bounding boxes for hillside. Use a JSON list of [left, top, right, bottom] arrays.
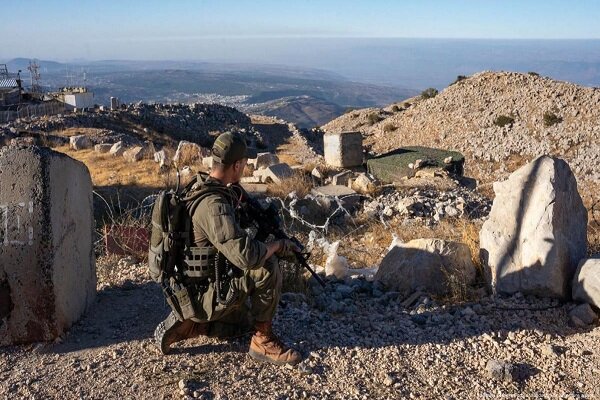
[[244, 95, 345, 128], [322, 71, 600, 202]]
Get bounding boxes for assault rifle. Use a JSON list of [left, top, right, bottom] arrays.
[[235, 185, 326, 288]]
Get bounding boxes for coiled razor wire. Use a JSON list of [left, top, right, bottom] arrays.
[[274, 192, 364, 234]]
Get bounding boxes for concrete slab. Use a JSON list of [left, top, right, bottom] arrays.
[[311, 185, 360, 208], [0, 146, 96, 345], [240, 183, 268, 194], [260, 163, 294, 184]]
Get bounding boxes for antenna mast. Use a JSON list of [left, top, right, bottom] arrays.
[[27, 60, 42, 94]]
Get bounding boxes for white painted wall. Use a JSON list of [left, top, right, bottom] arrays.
[[62, 92, 95, 109]]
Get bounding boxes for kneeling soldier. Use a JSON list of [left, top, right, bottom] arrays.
[[154, 132, 302, 366]]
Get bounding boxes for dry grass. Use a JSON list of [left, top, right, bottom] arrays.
[[588, 201, 600, 256], [267, 172, 314, 199], [441, 266, 471, 304], [55, 145, 164, 188], [460, 219, 484, 274], [276, 152, 301, 167]]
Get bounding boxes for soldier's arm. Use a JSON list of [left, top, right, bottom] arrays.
[[195, 196, 270, 270]]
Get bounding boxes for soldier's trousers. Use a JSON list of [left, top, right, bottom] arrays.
[[160, 256, 282, 340]]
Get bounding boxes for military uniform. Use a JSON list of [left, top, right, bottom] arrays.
[[183, 176, 282, 326], [154, 132, 301, 365]]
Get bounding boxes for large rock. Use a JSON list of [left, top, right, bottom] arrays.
[[375, 238, 476, 295], [69, 135, 93, 151], [123, 146, 145, 162], [153, 149, 170, 168], [572, 258, 600, 308], [94, 143, 113, 154], [480, 156, 587, 299], [109, 141, 126, 157], [0, 146, 96, 345], [249, 152, 279, 169], [173, 141, 209, 166]]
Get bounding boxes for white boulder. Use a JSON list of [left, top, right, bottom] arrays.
[[109, 141, 126, 157], [375, 238, 476, 295], [480, 156, 587, 299], [173, 141, 209, 166], [69, 135, 92, 150], [572, 258, 600, 308]]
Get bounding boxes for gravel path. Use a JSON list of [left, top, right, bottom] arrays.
[[1, 261, 599, 400]]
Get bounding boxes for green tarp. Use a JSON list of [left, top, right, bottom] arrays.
[[367, 146, 465, 183]]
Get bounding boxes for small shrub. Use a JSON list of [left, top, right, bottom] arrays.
[[367, 112, 383, 125], [383, 122, 397, 133], [391, 105, 401, 112], [543, 111, 562, 127], [528, 71, 540, 76], [421, 88, 439, 99], [493, 115, 515, 127]]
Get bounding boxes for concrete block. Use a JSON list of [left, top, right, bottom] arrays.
[[324, 131, 363, 168], [0, 146, 96, 345], [332, 170, 353, 186]]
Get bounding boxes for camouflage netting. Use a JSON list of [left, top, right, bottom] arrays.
[[367, 146, 465, 183]]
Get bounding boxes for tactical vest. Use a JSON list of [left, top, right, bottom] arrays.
[[148, 173, 240, 320]]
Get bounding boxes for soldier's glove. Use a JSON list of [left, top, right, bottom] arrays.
[[276, 239, 301, 263]]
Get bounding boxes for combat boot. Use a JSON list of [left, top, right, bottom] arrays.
[[154, 312, 209, 355], [248, 321, 302, 366]]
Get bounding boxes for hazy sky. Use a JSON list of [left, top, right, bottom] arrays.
[[2, 0, 600, 60]]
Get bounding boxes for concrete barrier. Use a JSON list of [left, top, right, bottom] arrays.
[[0, 145, 96, 345], [324, 131, 363, 168]]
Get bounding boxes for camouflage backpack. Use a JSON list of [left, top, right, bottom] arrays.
[[147, 173, 231, 283]]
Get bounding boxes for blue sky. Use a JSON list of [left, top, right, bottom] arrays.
[[2, 0, 599, 60]]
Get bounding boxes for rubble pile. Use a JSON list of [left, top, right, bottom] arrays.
[[2, 102, 252, 147], [362, 185, 492, 223]]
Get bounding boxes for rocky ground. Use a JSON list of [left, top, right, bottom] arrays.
[[1, 102, 252, 148], [321, 71, 600, 204], [1, 258, 599, 400]]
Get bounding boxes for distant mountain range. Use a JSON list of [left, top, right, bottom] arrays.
[[2, 58, 417, 128]]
